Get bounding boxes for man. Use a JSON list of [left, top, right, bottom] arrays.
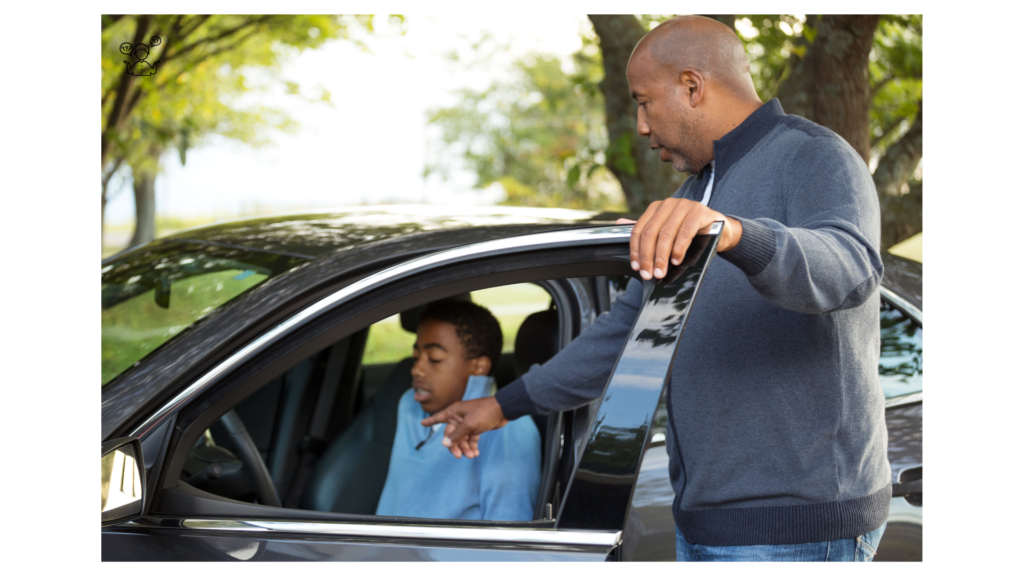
[[424, 16, 889, 561], [375, 300, 540, 521]]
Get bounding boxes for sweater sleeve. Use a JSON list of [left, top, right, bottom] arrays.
[[496, 277, 644, 418], [718, 135, 884, 314], [478, 418, 542, 521]]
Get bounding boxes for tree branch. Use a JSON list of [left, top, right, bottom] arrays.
[[871, 116, 904, 148], [102, 14, 125, 32], [162, 15, 274, 65], [871, 72, 921, 97], [154, 27, 262, 92], [178, 14, 211, 40], [873, 102, 923, 249]]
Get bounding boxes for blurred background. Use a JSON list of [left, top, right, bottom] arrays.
[[101, 14, 922, 261]]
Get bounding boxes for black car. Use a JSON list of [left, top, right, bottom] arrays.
[[101, 206, 922, 561]]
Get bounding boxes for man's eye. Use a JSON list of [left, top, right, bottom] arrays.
[[428, 357, 443, 364]]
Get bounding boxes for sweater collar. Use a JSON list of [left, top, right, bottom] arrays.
[[710, 98, 786, 182]]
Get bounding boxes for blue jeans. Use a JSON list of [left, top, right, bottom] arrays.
[[675, 523, 886, 562]]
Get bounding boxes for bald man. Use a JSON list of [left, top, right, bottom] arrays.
[[425, 16, 889, 562]]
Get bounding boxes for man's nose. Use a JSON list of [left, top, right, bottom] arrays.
[[636, 114, 650, 137]]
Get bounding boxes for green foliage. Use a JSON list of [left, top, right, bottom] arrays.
[[426, 41, 626, 211], [729, 15, 921, 165], [869, 16, 922, 161], [102, 269, 267, 385], [101, 15, 385, 177]]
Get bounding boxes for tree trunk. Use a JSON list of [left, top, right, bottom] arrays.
[[774, 15, 881, 162], [588, 14, 687, 215], [128, 163, 158, 247], [873, 104, 923, 250], [101, 15, 151, 167]]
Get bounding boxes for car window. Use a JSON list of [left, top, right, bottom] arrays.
[[101, 241, 307, 386], [646, 294, 924, 444], [472, 283, 552, 354], [879, 298, 923, 399], [361, 283, 552, 365]]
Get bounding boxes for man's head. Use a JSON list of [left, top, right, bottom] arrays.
[[411, 300, 503, 414], [626, 16, 762, 173], [133, 43, 150, 61]]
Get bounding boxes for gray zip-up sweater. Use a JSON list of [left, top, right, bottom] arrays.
[[496, 99, 891, 546]]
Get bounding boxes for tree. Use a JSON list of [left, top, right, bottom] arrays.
[[588, 16, 687, 214], [425, 40, 625, 211], [101, 15, 398, 248], [588, 14, 922, 248]]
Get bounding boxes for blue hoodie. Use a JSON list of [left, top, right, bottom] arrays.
[[375, 375, 541, 521]]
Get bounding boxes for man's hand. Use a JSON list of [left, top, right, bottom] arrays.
[[421, 396, 508, 459], [618, 199, 743, 280]]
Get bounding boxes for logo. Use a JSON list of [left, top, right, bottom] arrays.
[[121, 36, 161, 77]]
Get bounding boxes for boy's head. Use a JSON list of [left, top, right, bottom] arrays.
[[411, 300, 502, 414]]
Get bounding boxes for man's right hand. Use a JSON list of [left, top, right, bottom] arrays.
[[421, 396, 508, 459]]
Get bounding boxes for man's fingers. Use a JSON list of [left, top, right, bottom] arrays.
[[637, 201, 679, 280], [421, 406, 452, 427], [630, 202, 661, 273], [654, 201, 697, 273], [668, 208, 706, 268], [615, 218, 636, 225]]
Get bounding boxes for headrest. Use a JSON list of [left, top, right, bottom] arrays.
[[399, 293, 473, 333], [513, 308, 559, 378]]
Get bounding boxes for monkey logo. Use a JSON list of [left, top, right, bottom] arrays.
[[121, 36, 161, 77]]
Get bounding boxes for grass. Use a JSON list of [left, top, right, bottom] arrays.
[[102, 269, 267, 385]]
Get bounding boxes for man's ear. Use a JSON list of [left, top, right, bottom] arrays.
[[471, 356, 492, 376], [678, 69, 705, 107]]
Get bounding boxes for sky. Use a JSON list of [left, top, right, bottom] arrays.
[[105, 14, 592, 224]]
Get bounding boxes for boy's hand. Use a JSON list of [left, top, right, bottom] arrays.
[[421, 396, 508, 459]]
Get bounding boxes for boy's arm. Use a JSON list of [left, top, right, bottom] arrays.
[[478, 420, 542, 521]]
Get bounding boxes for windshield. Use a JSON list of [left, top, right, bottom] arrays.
[[101, 241, 308, 386]]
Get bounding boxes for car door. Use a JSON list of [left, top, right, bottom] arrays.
[[101, 224, 723, 561], [620, 287, 925, 562]]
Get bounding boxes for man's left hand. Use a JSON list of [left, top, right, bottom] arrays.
[[617, 198, 744, 280]]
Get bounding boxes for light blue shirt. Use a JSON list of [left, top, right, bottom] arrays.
[[375, 375, 541, 521]]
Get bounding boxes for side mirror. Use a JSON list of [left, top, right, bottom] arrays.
[[101, 437, 146, 527]]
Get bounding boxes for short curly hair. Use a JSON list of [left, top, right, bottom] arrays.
[[418, 300, 502, 375]]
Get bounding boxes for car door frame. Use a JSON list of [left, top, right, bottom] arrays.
[[104, 226, 654, 560]]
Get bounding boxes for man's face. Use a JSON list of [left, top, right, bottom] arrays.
[[627, 49, 709, 174], [134, 44, 150, 61], [411, 320, 481, 414]]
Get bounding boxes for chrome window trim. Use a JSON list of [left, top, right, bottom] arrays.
[[121, 519, 621, 548], [880, 286, 922, 326], [130, 226, 634, 438], [885, 391, 922, 409]]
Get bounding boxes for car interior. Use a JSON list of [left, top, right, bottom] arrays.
[[179, 282, 570, 522]]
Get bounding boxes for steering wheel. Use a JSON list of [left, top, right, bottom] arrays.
[[208, 409, 281, 507]]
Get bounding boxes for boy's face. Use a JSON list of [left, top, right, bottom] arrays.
[[411, 320, 489, 414]]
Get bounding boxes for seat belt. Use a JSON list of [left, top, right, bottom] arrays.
[[283, 338, 350, 508]]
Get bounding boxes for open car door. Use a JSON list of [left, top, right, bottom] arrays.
[[102, 224, 722, 561]]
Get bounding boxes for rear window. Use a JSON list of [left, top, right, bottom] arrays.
[[101, 241, 307, 386], [878, 299, 923, 399]]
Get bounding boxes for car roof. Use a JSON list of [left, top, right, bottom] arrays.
[[130, 205, 620, 260]]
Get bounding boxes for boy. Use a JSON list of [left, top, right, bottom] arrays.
[[375, 300, 541, 521]]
